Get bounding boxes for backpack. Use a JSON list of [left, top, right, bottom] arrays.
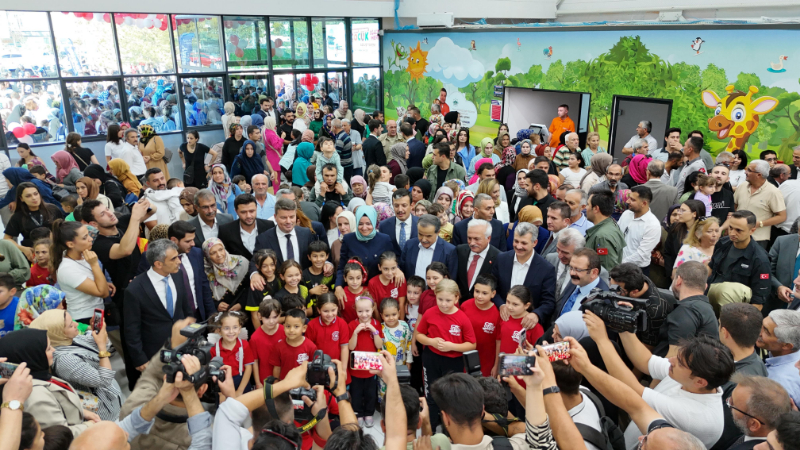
[[575, 387, 626, 450]]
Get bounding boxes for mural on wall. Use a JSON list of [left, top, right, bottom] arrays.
[[383, 28, 800, 161]]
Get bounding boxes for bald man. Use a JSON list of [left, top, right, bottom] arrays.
[[378, 119, 402, 161]]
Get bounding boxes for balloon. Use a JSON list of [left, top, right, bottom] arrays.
[[124, 17, 134, 26], [226, 43, 237, 54], [156, 14, 166, 20], [136, 19, 146, 28], [114, 14, 124, 25], [274, 38, 283, 48], [143, 18, 153, 28], [235, 47, 244, 58], [224, 21, 232, 28], [23, 123, 36, 134], [229, 35, 239, 46], [160, 22, 168, 31], [152, 19, 161, 28], [147, 14, 156, 19], [237, 37, 248, 48], [83, 13, 93, 21], [12, 128, 25, 138]]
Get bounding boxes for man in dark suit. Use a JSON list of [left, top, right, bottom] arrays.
[[123, 239, 191, 387], [378, 189, 418, 257], [402, 122, 426, 169], [551, 248, 609, 323], [492, 222, 556, 329], [452, 193, 507, 251], [541, 201, 572, 257], [400, 214, 458, 280], [455, 218, 500, 301], [188, 189, 234, 248], [790, 146, 800, 179], [220, 194, 274, 261], [363, 120, 386, 167], [770, 232, 800, 310]]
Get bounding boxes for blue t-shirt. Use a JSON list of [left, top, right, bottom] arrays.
[[0, 297, 20, 338]]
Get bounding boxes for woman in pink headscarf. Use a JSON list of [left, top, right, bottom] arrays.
[[469, 157, 494, 185], [50, 150, 83, 188], [625, 154, 652, 187]]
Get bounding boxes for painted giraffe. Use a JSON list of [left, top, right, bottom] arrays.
[[701, 85, 779, 152]]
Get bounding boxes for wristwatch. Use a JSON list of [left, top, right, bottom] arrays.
[[98, 351, 111, 359], [1, 400, 23, 411], [542, 386, 561, 396], [335, 392, 351, 403]]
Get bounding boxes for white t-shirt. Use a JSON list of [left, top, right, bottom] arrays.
[[58, 257, 104, 321], [560, 167, 587, 188], [570, 392, 603, 450], [623, 356, 724, 450], [105, 141, 126, 160]]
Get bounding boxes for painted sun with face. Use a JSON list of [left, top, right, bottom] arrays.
[[406, 41, 428, 81]]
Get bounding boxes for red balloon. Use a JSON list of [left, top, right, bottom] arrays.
[[103, 13, 111, 23], [12, 128, 25, 138], [62, 12, 70, 15], [84, 13, 93, 21], [73, 12, 83, 18], [115, 15, 124, 25], [137, 14, 147, 19], [311, 75, 319, 84], [23, 123, 36, 134], [235, 47, 244, 58], [229, 35, 239, 46], [159, 22, 168, 31]]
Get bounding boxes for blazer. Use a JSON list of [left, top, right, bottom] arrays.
[[252, 225, 314, 272], [544, 252, 610, 286], [220, 219, 275, 261], [452, 217, 508, 252], [643, 179, 679, 223], [790, 164, 799, 180], [455, 244, 500, 301], [363, 134, 387, 167], [553, 277, 610, 324], [770, 234, 800, 294], [728, 440, 764, 450], [378, 216, 419, 256], [400, 237, 458, 280], [311, 221, 328, 247], [124, 270, 192, 367], [407, 138, 427, 168], [26, 378, 89, 437], [492, 250, 557, 328], [188, 213, 234, 249], [336, 232, 394, 285], [540, 232, 559, 257]]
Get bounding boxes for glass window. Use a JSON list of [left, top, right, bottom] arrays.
[[351, 19, 380, 66], [274, 74, 297, 110], [312, 18, 346, 68], [180, 76, 224, 127], [1, 80, 65, 144], [269, 18, 309, 69], [65, 80, 121, 137], [297, 73, 326, 108], [0, 11, 58, 79], [123, 75, 178, 129], [223, 17, 269, 71], [50, 12, 120, 77], [115, 13, 174, 74], [228, 74, 269, 112], [173, 15, 224, 73], [352, 68, 380, 113], [326, 72, 347, 109]]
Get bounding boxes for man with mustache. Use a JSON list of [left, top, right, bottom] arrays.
[[553, 247, 609, 320]]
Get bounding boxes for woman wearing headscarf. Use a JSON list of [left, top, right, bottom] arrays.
[[308, 109, 324, 139], [623, 154, 651, 188], [456, 190, 475, 222], [292, 142, 315, 188], [231, 140, 267, 184], [221, 102, 237, 139], [239, 114, 252, 130], [334, 205, 396, 299], [373, 202, 395, 228], [513, 139, 536, 173], [347, 197, 366, 215], [179, 187, 199, 221], [321, 113, 335, 139], [331, 210, 356, 268], [406, 167, 425, 188], [493, 131, 515, 169], [51, 151, 83, 193], [294, 103, 310, 133], [468, 137, 502, 180], [209, 164, 243, 218], [508, 169, 530, 222], [203, 237, 248, 312], [0, 328, 96, 435], [580, 152, 612, 193], [388, 142, 409, 184], [30, 310, 123, 421], [107, 159, 142, 197], [411, 179, 432, 209], [76, 177, 113, 210], [352, 109, 369, 137], [506, 205, 550, 254], [82, 164, 125, 209], [137, 123, 169, 178], [552, 311, 590, 342], [263, 116, 283, 185]]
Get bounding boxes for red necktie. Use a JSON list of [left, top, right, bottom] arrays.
[[467, 254, 481, 288]]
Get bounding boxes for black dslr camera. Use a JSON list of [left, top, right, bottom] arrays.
[[160, 323, 226, 403], [306, 350, 337, 388], [579, 289, 649, 334], [463, 350, 483, 377], [290, 387, 317, 421]]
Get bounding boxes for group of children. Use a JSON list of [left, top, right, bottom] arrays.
[[207, 238, 545, 428]]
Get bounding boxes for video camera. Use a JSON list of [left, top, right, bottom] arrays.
[[579, 289, 649, 334], [160, 323, 226, 403]]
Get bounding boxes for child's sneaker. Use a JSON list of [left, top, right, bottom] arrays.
[[365, 416, 374, 427], [357, 417, 365, 428]]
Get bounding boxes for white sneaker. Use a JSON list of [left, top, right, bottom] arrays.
[[365, 416, 374, 427], [358, 417, 365, 428]]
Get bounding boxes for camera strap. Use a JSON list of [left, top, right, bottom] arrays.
[[215, 338, 244, 374], [297, 407, 328, 433], [263, 380, 281, 422]]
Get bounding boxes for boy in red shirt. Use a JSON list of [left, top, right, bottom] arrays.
[[460, 275, 501, 377], [28, 239, 51, 287], [249, 298, 285, 389], [269, 309, 317, 380]]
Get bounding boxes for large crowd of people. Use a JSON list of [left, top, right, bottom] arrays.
[[3, 95, 800, 450]]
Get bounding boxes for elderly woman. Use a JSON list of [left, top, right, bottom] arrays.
[[622, 153, 652, 188], [30, 310, 122, 421], [203, 237, 248, 312], [0, 328, 98, 436], [388, 142, 409, 184], [209, 164, 243, 218], [580, 152, 612, 193]]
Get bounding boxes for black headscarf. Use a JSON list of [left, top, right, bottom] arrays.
[[407, 167, 424, 187], [83, 164, 110, 183], [413, 179, 432, 201], [0, 329, 51, 380]]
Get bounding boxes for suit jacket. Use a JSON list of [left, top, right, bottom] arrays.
[[728, 439, 765, 450], [400, 237, 458, 280], [407, 138, 427, 168], [336, 232, 395, 285], [378, 216, 419, 256], [790, 164, 799, 180], [188, 213, 234, 248], [492, 250, 556, 327], [544, 252, 610, 287], [124, 271, 192, 367], [25, 378, 89, 436], [455, 244, 500, 301], [363, 135, 387, 167], [553, 277, 610, 324], [643, 179, 679, 223], [252, 226, 314, 271], [452, 217, 508, 252], [220, 219, 274, 261], [301, 202, 321, 222], [540, 232, 559, 257], [769, 234, 800, 294], [311, 221, 328, 247]]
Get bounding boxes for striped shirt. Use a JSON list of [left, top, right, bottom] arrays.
[[335, 130, 353, 167]]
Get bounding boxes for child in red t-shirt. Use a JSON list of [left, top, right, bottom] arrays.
[[306, 293, 350, 381], [249, 298, 285, 389], [210, 311, 254, 396], [28, 239, 51, 287], [269, 309, 318, 380], [340, 258, 369, 323], [460, 275, 501, 377], [367, 252, 406, 320], [347, 296, 384, 427], [418, 262, 450, 316], [415, 279, 476, 431]]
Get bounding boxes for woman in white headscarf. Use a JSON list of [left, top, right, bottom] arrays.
[[221, 102, 237, 139], [294, 103, 310, 133], [331, 210, 356, 268], [352, 109, 369, 137]]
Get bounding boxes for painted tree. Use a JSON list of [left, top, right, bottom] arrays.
[[701, 64, 728, 94], [495, 57, 511, 82]]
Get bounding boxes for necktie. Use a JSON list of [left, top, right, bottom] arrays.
[[556, 264, 570, 297], [545, 234, 554, 252], [467, 254, 481, 288], [163, 276, 174, 318], [794, 253, 800, 287], [179, 261, 196, 314], [560, 286, 580, 317], [286, 234, 295, 261], [399, 222, 407, 250]]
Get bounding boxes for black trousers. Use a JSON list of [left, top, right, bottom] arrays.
[[410, 341, 424, 396], [350, 375, 378, 418], [423, 348, 465, 431]]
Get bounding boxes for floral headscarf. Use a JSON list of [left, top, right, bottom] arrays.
[[513, 169, 529, 198], [138, 123, 156, 146], [209, 163, 232, 213], [202, 238, 249, 301], [456, 191, 475, 220], [14, 285, 66, 329], [354, 205, 378, 242], [374, 202, 394, 227]]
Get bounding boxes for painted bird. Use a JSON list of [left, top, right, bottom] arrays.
[[543, 46, 552, 59], [691, 37, 704, 55]]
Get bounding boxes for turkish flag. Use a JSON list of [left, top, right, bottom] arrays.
[[760, 274, 769, 280]]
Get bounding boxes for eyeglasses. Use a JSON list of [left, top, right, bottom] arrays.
[[726, 397, 763, 424], [637, 422, 674, 449], [569, 266, 592, 274]]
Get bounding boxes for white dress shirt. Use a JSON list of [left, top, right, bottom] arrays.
[[414, 241, 437, 279], [396, 216, 413, 247], [467, 245, 491, 289], [240, 225, 258, 253], [147, 268, 178, 313], [276, 227, 300, 264], [200, 218, 219, 241], [617, 209, 661, 268], [510, 252, 534, 288], [180, 254, 196, 307]]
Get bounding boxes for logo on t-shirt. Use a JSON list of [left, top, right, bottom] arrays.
[[482, 322, 496, 334], [512, 330, 524, 344], [449, 325, 461, 337], [390, 287, 399, 298], [332, 331, 340, 341], [297, 353, 309, 364]]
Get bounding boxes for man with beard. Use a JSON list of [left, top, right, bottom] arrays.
[[378, 120, 401, 162], [584, 190, 625, 271], [726, 377, 791, 450], [142, 168, 183, 230], [219, 194, 274, 261], [279, 109, 295, 148], [617, 185, 661, 276], [589, 164, 628, 219], [710, 163, 736, 225]]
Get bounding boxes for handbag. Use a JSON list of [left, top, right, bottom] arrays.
[[163, 148, 173, 163]]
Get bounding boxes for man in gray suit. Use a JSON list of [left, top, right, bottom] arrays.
[[643, 159, 678, 223], [544, 228, 609, 299], [541, 201, 573, 257], [188, 189, 234, 248], [770, 226, 800, 310]]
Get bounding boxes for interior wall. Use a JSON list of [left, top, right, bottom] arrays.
[[611, 99, 671, 156], [501, 89, 583, 140]]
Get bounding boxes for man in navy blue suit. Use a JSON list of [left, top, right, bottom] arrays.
[[551, 247, 608, 324], [492, 222, 556, 329], [402, 122, 426, 169], [378, 189, 418, 257], [401, 214, 458, 280], [452, 193, 507, 251]]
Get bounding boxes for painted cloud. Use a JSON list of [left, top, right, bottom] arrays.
[[426, 37, 485, 87]]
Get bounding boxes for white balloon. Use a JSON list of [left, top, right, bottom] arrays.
[[226, 43, 237, 54], [153, 19, 162, 29], [143, 18, 153, 28], [147, 14, 157, 19], [136, 18, 146, 28], [237, 37, 249, 48], [124, 17, 134, 26]]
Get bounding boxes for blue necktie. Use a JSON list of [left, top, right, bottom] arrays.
[[560, 287, 580, 317], [163, 276, 174, 318], [399, 222, 407, 250]]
